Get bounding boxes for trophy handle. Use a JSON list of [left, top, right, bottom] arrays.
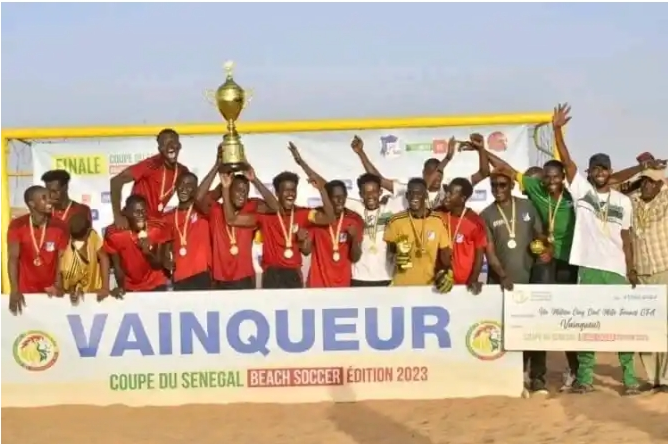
[[243, 89, 254, 109], [203, 89, 216, 105]]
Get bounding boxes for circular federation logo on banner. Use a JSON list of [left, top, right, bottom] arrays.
[[13, 330, 60, 371], [466, 321, 505, 361]]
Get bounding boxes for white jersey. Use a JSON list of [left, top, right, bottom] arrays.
[[568, 172, 633, 276], [346, 196, 405, 282]]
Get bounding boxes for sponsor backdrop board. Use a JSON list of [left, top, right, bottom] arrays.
[[32, 125, 530, 277], [2, 286, 523, 407], [504, 284, 668, 352]]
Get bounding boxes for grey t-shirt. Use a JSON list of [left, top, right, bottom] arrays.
[[480, 197, 542, 284]]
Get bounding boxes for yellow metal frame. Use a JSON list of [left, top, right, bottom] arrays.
[[1, 112, 552, 293]]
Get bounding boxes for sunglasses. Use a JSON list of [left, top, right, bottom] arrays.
[[490, 181, 510, 189]]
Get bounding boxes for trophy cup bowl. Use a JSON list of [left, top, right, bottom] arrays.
[[396, 237, 414, 270], [208, 61, 250, 171]]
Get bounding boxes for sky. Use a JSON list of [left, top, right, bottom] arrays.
[[2, 3, 668, 181]]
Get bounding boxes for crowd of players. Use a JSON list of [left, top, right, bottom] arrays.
[[6, 104, 668, 396]]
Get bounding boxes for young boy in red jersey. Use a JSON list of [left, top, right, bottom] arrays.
[[223, 170, 336, 289], [110, 129, 189, 225], [103, 194, 171, 294], [41, 169, 93, 223], [7, 186, 69, 314], [305, 180, 364, 287], [163, 172, 212, 291], [195, 157, 278, 290], [437, 178, 488, 294]]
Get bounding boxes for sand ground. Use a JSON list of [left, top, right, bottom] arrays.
[[3, 353, 667, 444]]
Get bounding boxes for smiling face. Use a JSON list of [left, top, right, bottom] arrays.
[[359, 180, 381, 210], [229, 177, 250, 210], [588, 165, 611, 188], [158, 132, 182, 166], [328, 184, 347, 215], [125, 199, 148, 231], [29, 188, 53, 215], [542, 165, 565, 194], [176, 174, 197, 204], [277, 180, 298, 210], [491, 174, 512, 203], [405, 181, 427, 212]]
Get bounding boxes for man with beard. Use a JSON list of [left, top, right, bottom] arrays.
[[223, 162, 336, 289], [110, 129, 189, 225], [354, 135, 491, 209], [384, 178, 453, 291], [103, 195, 171, 294], [163, 172, 212, 291], [630, 168, 668, 393], [195, 156, 277, 290], [304, 180, 364, 288], [438, 178, 487, 294], [41, 169, 93, 224], [7, 186, 69, 314], [552, 103, 641, 395], [285, 141, 404, 287], [480, 168, 550, 395]]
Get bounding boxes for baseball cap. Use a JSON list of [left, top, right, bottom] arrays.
[[588, 153, 611, 170]]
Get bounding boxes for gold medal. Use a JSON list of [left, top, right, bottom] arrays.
[[174, 204, 194, 256], [369, 244, 378, 254], [33, 257, 42, 266], [179, 246, 187, 256], [284, 248, 294, 259], [29, 217, 47, 267], [507, 239, 517, 249], [333, 251, 341, 262], [329, 213, 345, 263], [547, 193, 562, 245], [229, 244, 239, 256], [496, 199, 517, 249]]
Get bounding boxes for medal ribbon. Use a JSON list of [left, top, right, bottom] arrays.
[[496, 199, 516, 239], [159, 167, 178, 207], [276, 208, 295, 248], [408, 212, 427, 251], [363, 206, 381, 246], [174, 204, 194, 248], [29, 219, 47, 258], [329, 212, 345, 253], [448, 208, 468, 249], [53, 201, 73, 221], [547, 193, 563, 239]]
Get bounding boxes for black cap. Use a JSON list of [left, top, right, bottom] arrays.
[[588, 153, 611, 170]]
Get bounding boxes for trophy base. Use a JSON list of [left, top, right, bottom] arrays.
[[222, 162, 249, 172]]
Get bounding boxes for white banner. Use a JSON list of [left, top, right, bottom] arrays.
[[503, 284, 668, 352], [2, 286, 523, 407]]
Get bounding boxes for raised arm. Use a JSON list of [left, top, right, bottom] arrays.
[[350, 136, 395, 193], [245, 167, 281, 213], [306, 182, 336, 226], [220, 173, 258, 228], [427, 137, 457, 190], [459, 134, 492, 185], [552, 103, 576, 183], [110, 169, 135, 228], [194, 158, 222, 214], [288, 142, 327, 188], [610, 159, 667, 186]]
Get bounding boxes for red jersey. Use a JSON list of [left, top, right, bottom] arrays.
[[52, 201, 92, 225], [103, 220, 171, 291], [257, 207, 312, 270], [307, 211, 364, 288], [441, 211, 488, 285], [128, 155, 189, 217], [163, 206, 211, 283], [208, 199, 259, 283], [7, 215, 69, 293]]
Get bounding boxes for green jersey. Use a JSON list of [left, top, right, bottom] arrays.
[[519, 173, 575, 261]]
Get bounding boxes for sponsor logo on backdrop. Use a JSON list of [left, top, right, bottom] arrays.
[[108, 153, 153, 175], [307, 197, 322, 208], [432, 139, 448, 154], [342, 179, 353, 190], [53, 155, 107, 176], [81, 194, 92, 204], [487, 132, 508, 152], [380, 135, 401, 158], [13, 330, 60, 371], [91, 209, 99, 221], [101, 192, 111, 203], [466, 321, 505, 361], [470, 189, 487, 201], [404, 142, 432, 152]]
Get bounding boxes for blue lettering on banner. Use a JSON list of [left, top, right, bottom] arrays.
[[66, 306, 451, 358], [101, 192, 111, 204], [91, 209, 99, 221]]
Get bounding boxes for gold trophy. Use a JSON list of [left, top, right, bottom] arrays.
[[206, 61, 251, 171], [396, 236, 414, 270], [530, 239, 546, 255]]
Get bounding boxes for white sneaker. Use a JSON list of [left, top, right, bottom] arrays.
[[560, 372, 575, 392]]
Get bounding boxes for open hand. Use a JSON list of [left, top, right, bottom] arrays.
[[220, 172, 233, 188], [470, 133, 485, 150], [445, 136, 457, 160], [288, 142, 302, 163], [552, 103, 572, 128], [243, 166, 257, 182]]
